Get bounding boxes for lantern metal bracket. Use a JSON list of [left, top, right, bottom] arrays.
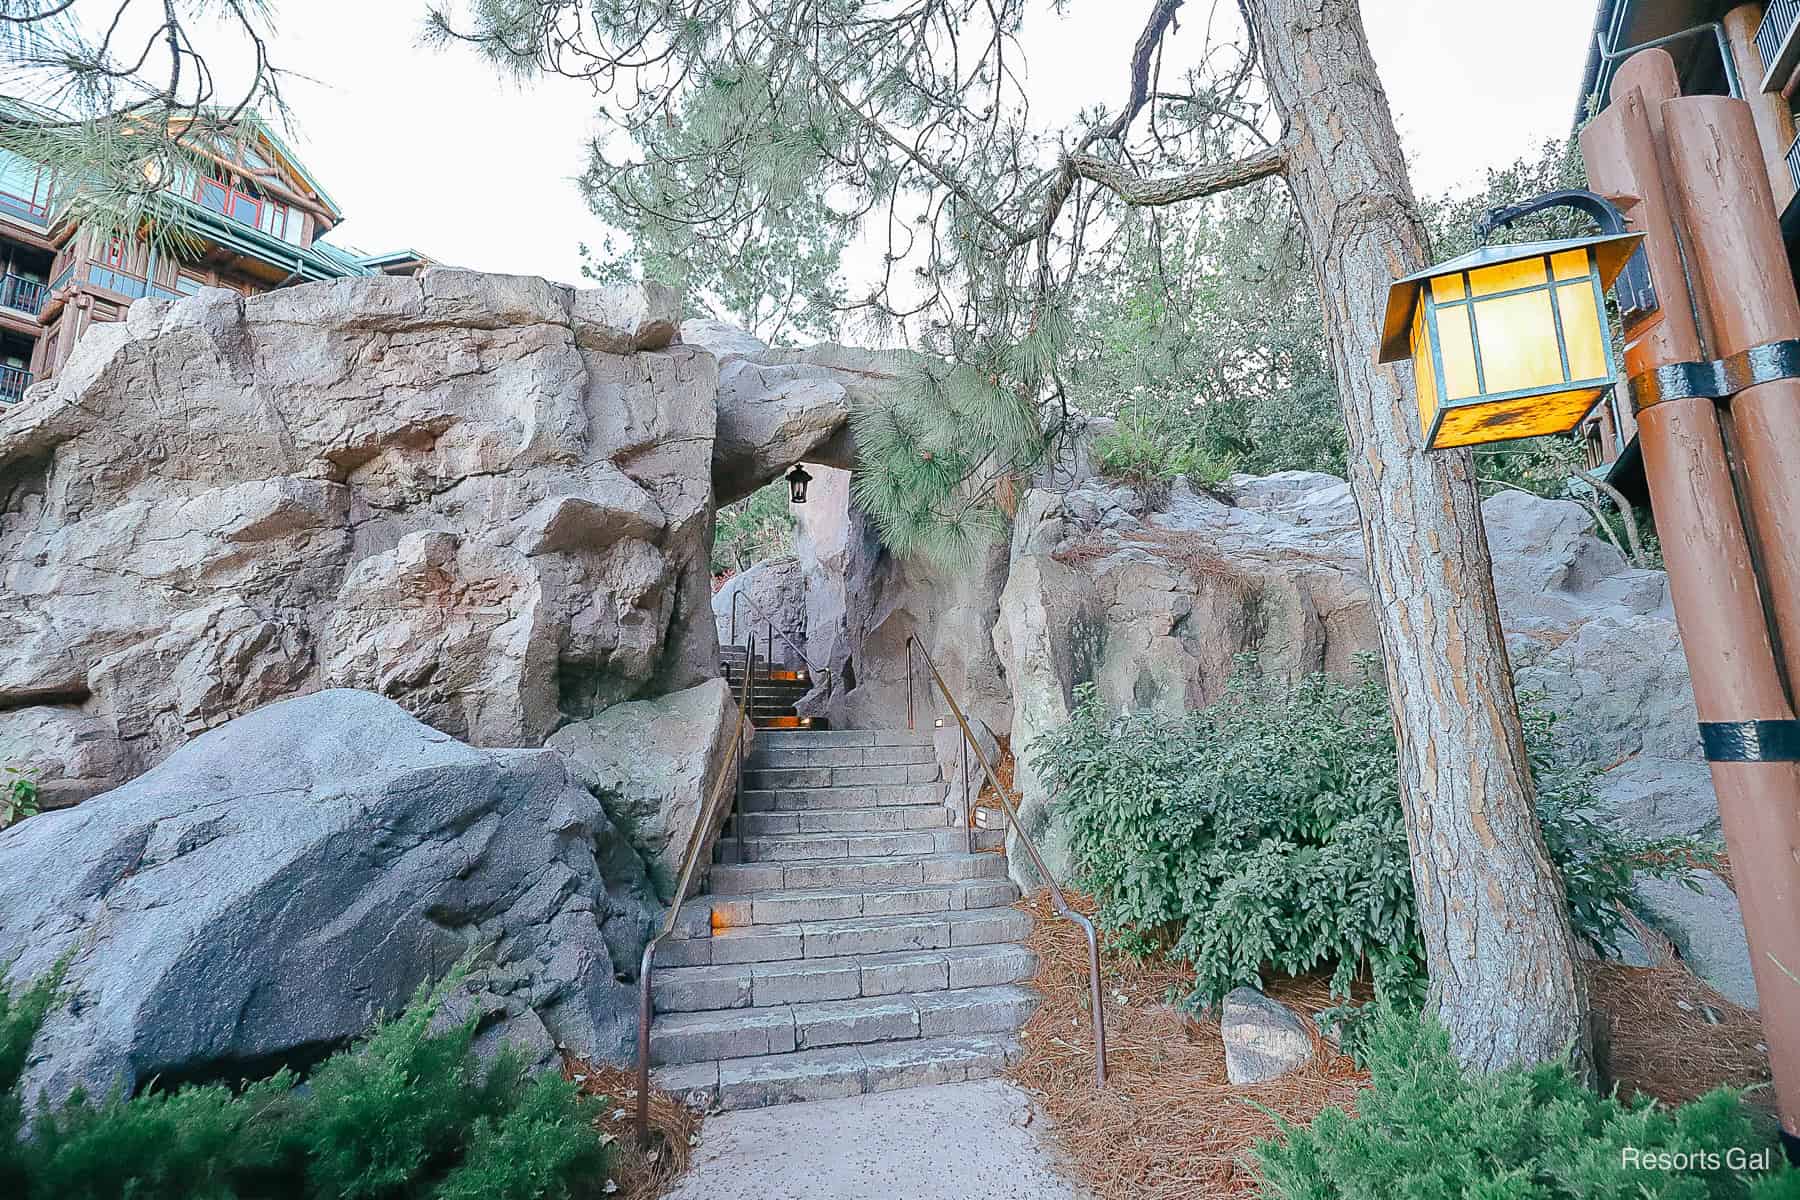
[[1474, 188, 1658, 322], [1625, 338, 1800, 413]]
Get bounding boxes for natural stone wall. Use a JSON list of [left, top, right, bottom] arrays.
[[713, 555, 808, 667], [0, 270, 717, 799], [993, 468, 1711, 889]]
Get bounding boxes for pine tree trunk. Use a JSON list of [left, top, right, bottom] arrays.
[[1240, 0, 1592, 1074]]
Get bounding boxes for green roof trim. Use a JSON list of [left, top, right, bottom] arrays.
[[156, 193, 375, 282]]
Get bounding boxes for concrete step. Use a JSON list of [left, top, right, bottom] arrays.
[[715, 828, 965, 863], [654, 907, 1033, 968], [740, 782, 942, 812], [653, 1033, 1024, 1111], [707, 851, 1008, 895], [745, 763, 941, 790], [648, 984, 1039, 1066], [973, 828, 1005, 852], [652, 943, 1038, 1012], [701, 878, 1020, 927], [749, 743, 936, 769], [754, 729, 934, 749], [731, 803, 947, 837]]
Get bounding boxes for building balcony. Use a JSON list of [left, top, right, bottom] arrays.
[[0, 273, 47, 316], [0, 365, 31, 405], [1758, 0, 1800, 96], [0, 188, 50, 229], [51, 261, 181, 305]]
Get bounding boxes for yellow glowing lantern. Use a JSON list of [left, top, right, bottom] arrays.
[[1378, 231, 1644, 450]]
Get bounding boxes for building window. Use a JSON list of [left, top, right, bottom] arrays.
[[194, 172, 264, 230]]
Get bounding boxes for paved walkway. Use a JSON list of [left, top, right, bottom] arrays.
[[662, 1079, 1094, 1200]]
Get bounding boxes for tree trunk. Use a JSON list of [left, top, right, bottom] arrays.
[[1240, 0, 1592, 1074]]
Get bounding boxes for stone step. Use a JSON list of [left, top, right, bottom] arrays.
[[701, 878, 1020, 927], [740, 782, 942, 812], [648, 984, 1039, 1066], [748, 744, 937, 769], [731, 802, 947, 837], [973, 828, 1005, 852], [707, 851, 1008, 895], [715, 828, 965, 863], [744, 763, 941, 790], [754, 729, 934, 749], [653, 1033, 1024, 1111], [654, 907, 1033, 968], [652, 943, 1038, 1012]]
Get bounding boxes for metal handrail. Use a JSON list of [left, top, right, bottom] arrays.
[[636, 637, 756, 1145], [726, 575, 831, 686], [904, 633, 1107, 1087]]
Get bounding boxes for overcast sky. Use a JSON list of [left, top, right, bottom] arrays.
[[269, 1, 1597, 290]]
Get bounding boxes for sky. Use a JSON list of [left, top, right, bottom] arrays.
[[261, 1, 1599, 290]]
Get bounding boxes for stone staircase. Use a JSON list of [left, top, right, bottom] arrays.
[[647, 727, 1036, 1110], [720, 643, 824, 730]]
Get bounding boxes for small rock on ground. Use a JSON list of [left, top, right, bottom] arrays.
[[661, 1079, 1093, 1200], [1221, 986, 1316, 1084]]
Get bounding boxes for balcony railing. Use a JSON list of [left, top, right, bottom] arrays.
[[1787, 131, 1800, 207], [0, 273, 47, 316], [0, 365, 32, 404], [0, 188, 50, 228], [1759, 0, 1800, 93], [83, 263, 180, 303]]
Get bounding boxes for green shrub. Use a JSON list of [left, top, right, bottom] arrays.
[[1030, 659, 1706, 1014], [0, 968, 614, 1200], [1092, 411, 1238, 493], [1256, 1005, 1795, 1198], [2, 765, 39, 828]]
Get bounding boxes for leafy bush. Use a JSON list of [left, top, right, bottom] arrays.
[[0, 969, 613, 1200], [1256, 1005, 1794, 1198], [712, 478, 796, 576], [1092, 410, 1238, 495], [2, 765, 39, 828], [1031, 660, 1705, 1013]]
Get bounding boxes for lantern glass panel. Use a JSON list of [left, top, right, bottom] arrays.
[[1435, 303, 1481, 401], [1468, 256, 1548, 297], [1556, 279, 1608, 379], [1469, 287, 1560, 395], [1550, 249, 1590, 281], [1411, 304, 1438, 435], [1430, 273, 1466, 303]]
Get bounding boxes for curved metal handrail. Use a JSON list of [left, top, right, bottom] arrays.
[[636, 638, 756, 1145], [904, 634, 1108, 1087], [726, 575, 831, 687]]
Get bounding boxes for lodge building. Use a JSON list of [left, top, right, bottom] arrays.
[[0, 103, 427, 405], [1577, 0, 1800, 495]]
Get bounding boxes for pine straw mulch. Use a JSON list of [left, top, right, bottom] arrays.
[[561, 1059, 705, 1200], [1011, 892, 1778, 1200], [1006, 892, 1368, 1200], [1590, 915, 1771, 1108]]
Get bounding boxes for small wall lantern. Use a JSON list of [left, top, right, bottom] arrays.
[[786, 464, 813, 504], [1378, 189, 1648, 451]]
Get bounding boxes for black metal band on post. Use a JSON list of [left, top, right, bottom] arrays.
[[1627, 338, 1800, 413], [1700, 720, 1800, 763]]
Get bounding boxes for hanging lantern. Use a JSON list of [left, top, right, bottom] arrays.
[[786, 464, 813, 504], [1378, 191, 1649, 451]]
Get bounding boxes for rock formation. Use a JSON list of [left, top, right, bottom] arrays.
[[548, 677, 748, 900], [0, 689, 658, 1104], [0, 271, 717, 801], [712, 555, 808, 666]]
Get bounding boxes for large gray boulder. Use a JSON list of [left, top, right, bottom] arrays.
[[1633, 869, 1757, 1010], [684, 318, 910, 505], [0, 270, 719, 796], [547, 678, 747, 901], [0, 689, 659, 1104], [1220, 987, 1316, 1084]]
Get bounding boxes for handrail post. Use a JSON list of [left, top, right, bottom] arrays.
[[961, 737, 973, 856], [736, 638, 753, 862]]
